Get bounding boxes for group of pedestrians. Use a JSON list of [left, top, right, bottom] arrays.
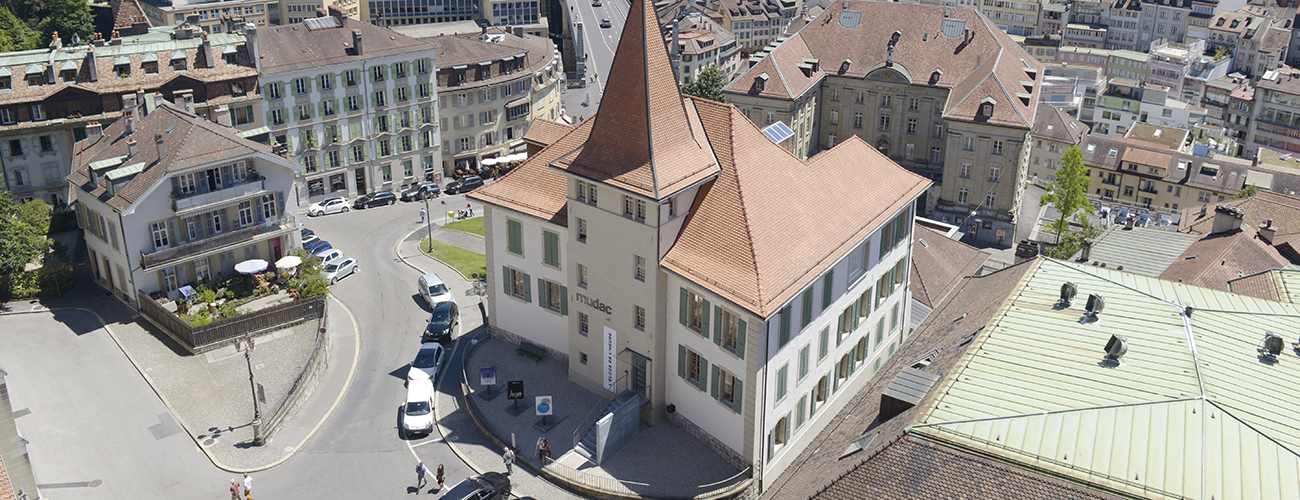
[[228, 473, 252, 500], [415, 461, 447, 494]]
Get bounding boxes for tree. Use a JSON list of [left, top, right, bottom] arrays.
[[0, 197, 49, 276], [1234, 184, 1258, 199], [682, 64, 729, 104], [36, 0, 94, 52], [0, 7, 39, 52], [1040, 145, 1093, 245]]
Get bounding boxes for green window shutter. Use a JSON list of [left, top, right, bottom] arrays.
[[851, 300, 861, 330], [819, 327, 829, 360], [701, 299, 711, 337], [732, 379, 743, 414], [697, 356, 709, 392], [502, 266, 510, 295], [822, 270, 834, 311], [784, 411, 791, 442], [678, 344, 686, 378], [522, 272, 532, 303], [710, 364, 720, 399], [779, 306, 791, 347], [767, 431, 775, 461], [880, 221, 890, 258], [507, 220, 521, 254], [833, 361, 841, 391], [797, 396, 807, 427], [679, 288, 688, 326], [876, 318, 885, 346], [801, 291, 812, 328], [537, 278, 545, 308], [836, 313, 845, 346], [559, 286, 567, 315], [736, 320, 746, 360], [713, 308, 723, 346]]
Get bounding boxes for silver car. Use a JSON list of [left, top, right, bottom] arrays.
[[407, 342, 446, 382], [322, 257, 358, 284]]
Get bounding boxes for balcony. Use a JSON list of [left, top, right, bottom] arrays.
[[1139, 186, 1158, 194], [175, 180, 266, 215], [141, 215, 294, 270]]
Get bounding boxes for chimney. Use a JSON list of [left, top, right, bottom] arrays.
[[1260, 218, 1277, 244], [328, 5, 347, 26], [513, 26, 524, 38], [86, 121, 103, 143], [216, 104, 232, 126], [199, 31, 212, 68], [1080, 239, 1094, 261], [84, 47, 98, 82], [670, 22, 681, 82], [135, 88, 146, 114], [110, 30, 122, 45], [315, 7, 327, 17], [481, 24, 488, 35], [154, 133, 165, 162], [174, 89, 195, 114], [352, 30, 363, 56], [186, 12, 200, 26], [127, 137, 138, 157], [122, 97, 137, 134], [244, 23, 261, 73], [1211, 205, 1246, 234]]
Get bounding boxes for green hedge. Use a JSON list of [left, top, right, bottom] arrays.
[[0, 263, 75, 301]]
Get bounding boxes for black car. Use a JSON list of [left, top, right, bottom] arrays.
[[442, 472, 510, 500], [300, 227, 314, 240], [445, 176, 484, 195], [353, 191, 397, 208], [423, 301, 459, 342], [400, 183, 440, 201]]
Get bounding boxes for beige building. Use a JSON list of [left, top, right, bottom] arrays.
[[724, 2, 1043, 248], [1027, 105, 1087, 183], [712, 0, 789, 57], [137, 0, 281, 31], [979, 0, 1040, 36], [669, 13, 741, 84]]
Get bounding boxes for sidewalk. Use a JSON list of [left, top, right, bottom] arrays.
[[0, 284, 360, 472]]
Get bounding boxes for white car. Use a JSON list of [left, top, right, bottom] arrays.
[[407, 343, 446, 382], [322, 257, 358, 284], [308, 197, 350, 216], [402, 379, 435, 436], [313, 248, 345, 267], [418, 272, 454, 308]]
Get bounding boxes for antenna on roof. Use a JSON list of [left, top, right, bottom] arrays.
[[1085, 293, 1105, 321], [1261, 332, 1284, 362], [1103, 334, 1127, 365], [1059, 282, 1077, 308]]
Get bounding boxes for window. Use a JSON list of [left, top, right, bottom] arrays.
[[623, 195, 634, 217], [322, 100, 335, 116], [907, 118, 917, 135], [150, 221, 170, 249], [909, 98, 919, 110], [958, 188, 969, 204], [506, 219, 523, 255], [905, 143, 915, 160], [779, 305, 792, 347], [776, 363, 789, 401], [965, 137, 974, 150], [270, 109, 285, 126], [986, 191, 997, 207], [417, 59, 430, 74], [372, 65, 386, 82], [351, 145, 366, 163], [685, 347, 703, 385], [578, 263, 588, 288], [7, 140, 21, 156], [852, 112, 862, 128], [930, 147, 941, 163], [988, 165, 1000, 182], [881, 95, 892, 107], [261, 194, 277, 219], [829, 109, 838, 125], [0, 108, 13, 124], [773, 416, 788, 448], [294, 78, 308, 95], [577, 218, 587, 242], [268, 82, 282, 99], [579, 312, 589, 336], [238, 201, 255, 227], [960, 162, 971, 178], [879, 115, 890, 131], [543, 279, 564, 313], [30, 105, 44, 121], [718, 368, 737, 407], [36, 136, 54, 152], [506, 267, 530, 301], [992, 140, 1003, 154], [394, 62, 407, 78], [373, 91, 386, 107], [347, 96, 360, 111], [683, 289, 706, 332], [635, 305, 646, 330], [396, 87, 409, 102], [634, 255, 646, 281]]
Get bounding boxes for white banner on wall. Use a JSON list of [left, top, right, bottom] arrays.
[[603, 325, 617, 391]]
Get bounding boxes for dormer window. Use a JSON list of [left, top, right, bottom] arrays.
[[840, 58, 852, 72], [930, 69, 942, 85], [980, 97, 996, 117], [754, 72, 768, 92], [26, 73, 41, 86], [116, 64, 130, 78], [60, 69, 76, 83]]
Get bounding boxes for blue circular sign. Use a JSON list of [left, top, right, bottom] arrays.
[[537, 402, 551, 413]]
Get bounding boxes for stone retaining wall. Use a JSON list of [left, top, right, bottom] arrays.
[[261, 302, 331, 440]]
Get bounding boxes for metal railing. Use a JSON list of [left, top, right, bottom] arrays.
[[174, 179, 265, 213], [141, 216, 294, 270], [572, 371, 629, 450]]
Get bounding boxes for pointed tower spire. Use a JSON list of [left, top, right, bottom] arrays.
[[553, 0, 718, 200]]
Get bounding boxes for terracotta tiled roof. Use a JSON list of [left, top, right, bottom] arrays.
[[760, 260, 1041, 500], [728, 2, 1042, 129], [551, 0, 720, 200], [470, 119, 589, 226], [521, 118, 573, 148], [0, 455, 13, 500], [1121, 147, 1172, 167], [425, 27, 558, 92], [66, 102, 273, 212], [1177, 190, 1300, 235], [114, 0, 152, 29], [1228, 270, 1281, 301], [259, 20, 435, 75], [1157, 228, 1291, 292], [661, 97, 930, 317], [909, 226, 988, 308], [1029, 104, 1088, 145]]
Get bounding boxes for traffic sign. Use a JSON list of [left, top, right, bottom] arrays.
[[536, 395, 553, 416]]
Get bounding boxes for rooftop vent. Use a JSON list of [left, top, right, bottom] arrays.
[[1261, 332, 1284, 362], [1059, 282, 1077, 307], [1085, 293, 1105, 319], [1103, 334, 1127, 365]]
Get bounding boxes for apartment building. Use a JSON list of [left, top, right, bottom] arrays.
[[1246, 69, 1300, 158], [1185, 0, 1216, 39], [469, 0, 929, 492], [1040, 2, 1068, 34], [1014, 33, 1061, 63], [668, 11, 741, 83], [1104, 0, 1141, 50], [1225, 84, 1253, 154], [1208, 11, 1285, 77], [724, 2, 1043, 248], [138, 0, 281, 31], [1056, 45, 1110, 67], [1179, 50, 1233, 105], [1027, 104, 1088, 182], [1041, 62, 1106, 123], [1063, 22, 1107, 47], [1092, 78, 1205, 137], [1147, 39, 1203, 98], [1104, 49, 1148, 81], [257, 9, 442, 203], [0, 23, 262, 206], [712, 0, 788, 57], [429, 26, 562, 174], [67, 99, 301, 306], [979, 0, 1040, 36], [1080, 133, 1251, 209], [1135, 0, 1191, 51], [1201, 75, 1243, 128]]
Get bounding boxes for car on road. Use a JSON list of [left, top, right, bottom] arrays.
[[402, 379, 435, 436], [1135, 213, 1152, 228], [444, 176, 484, 195], [400, 183, 440, 201], [600, 17, 611, 27], [1115, 207, 1131, 225], [1159, 214, 1172, 228], [407, 342, 446, 382], [418, 272, 453, 308], [353, 191, 397, 209], [322, 257, 358, 284], [592, 0, 601, 5], [423, 301, 459, 343], [442, 472, 511, 500], [308, 197, 350, 216]]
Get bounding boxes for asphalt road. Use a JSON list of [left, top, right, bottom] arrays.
[[561, 0, 628, 120]]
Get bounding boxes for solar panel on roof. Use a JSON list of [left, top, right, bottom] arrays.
[[762, 121, 794, 144], [304, 16, 339, 31]]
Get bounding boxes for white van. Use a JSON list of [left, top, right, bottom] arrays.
[[402, 379, 435, 436], [418, 272, 453, 308]]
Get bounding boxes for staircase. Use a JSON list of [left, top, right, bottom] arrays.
[[574, 389, 646, 462]]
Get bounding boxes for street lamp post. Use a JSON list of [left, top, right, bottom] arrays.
[[234, 334, 265, 446], [47, 247, 60, 297], [424, 193, 433, 253]]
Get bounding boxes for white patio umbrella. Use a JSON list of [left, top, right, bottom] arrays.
[[481, 157, 498, 166], [274, 255, 303, 269], [234, 259, 270, 275]]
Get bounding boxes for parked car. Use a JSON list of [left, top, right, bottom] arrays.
[[300, 227, 315, 240], [313, 248, 346, 267], [418, 272, 453, 308], [1135, 213, 1152, 228], [407, 342, 446, 382], [592, 0, 601, 5], [401, 379, 435, 436], [442, 473, 511, 500], [353, 191, 397, 209], [423, 301, 459, 342], [308, 242, 335, 258], [400, 183, 440, 201], [322, 257, 358, 284], [600, 17, 611, 27], [308, 197, 350, 216], [303, 237, 330, 253], [1115, 207, 1131, 225], [1158, 214, 1173, 228], [444, 176, 484, 195]]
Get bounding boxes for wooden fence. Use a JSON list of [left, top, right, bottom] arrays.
[[136, 290, 327, 353]]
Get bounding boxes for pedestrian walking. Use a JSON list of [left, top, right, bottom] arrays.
[[466, 204, 474, 217], [541, 438, 552, 464], [435, 464, 446, 491], [230, 479, 240, 500], [242, 473, 253, 500], [416, 461, 431, 491], [535, 437, 545, 461], [419, 207, 427, 223], [503, 447, 515, 474]]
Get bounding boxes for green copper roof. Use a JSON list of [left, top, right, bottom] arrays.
[[913, 258, 1300, 499]]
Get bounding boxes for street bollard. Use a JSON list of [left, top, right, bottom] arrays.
[[252, 419, 265, 446]]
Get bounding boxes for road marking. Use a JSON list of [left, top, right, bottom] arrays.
[[411, 438, 444, 447]]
